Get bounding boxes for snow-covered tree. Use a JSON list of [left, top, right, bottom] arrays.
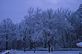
[[0, 18, 16, 50], [68, 4, 82, 46]]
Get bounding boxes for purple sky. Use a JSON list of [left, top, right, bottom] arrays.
[[0, 0, 82, 23]]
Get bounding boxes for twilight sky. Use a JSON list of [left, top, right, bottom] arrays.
[[0, 0, 82, 23]]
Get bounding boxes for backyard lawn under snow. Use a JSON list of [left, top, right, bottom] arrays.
[[0, 50, 80, 54]]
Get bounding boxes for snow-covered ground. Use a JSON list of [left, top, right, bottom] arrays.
[[0, 50, 80, 54]]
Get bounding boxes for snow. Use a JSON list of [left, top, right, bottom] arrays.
[[0, 50, 80, 54], [1, 50, 10, 54], [76, 42, 82, 47]]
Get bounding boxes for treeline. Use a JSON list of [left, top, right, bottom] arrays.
[[0, 4, 82, 51]]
